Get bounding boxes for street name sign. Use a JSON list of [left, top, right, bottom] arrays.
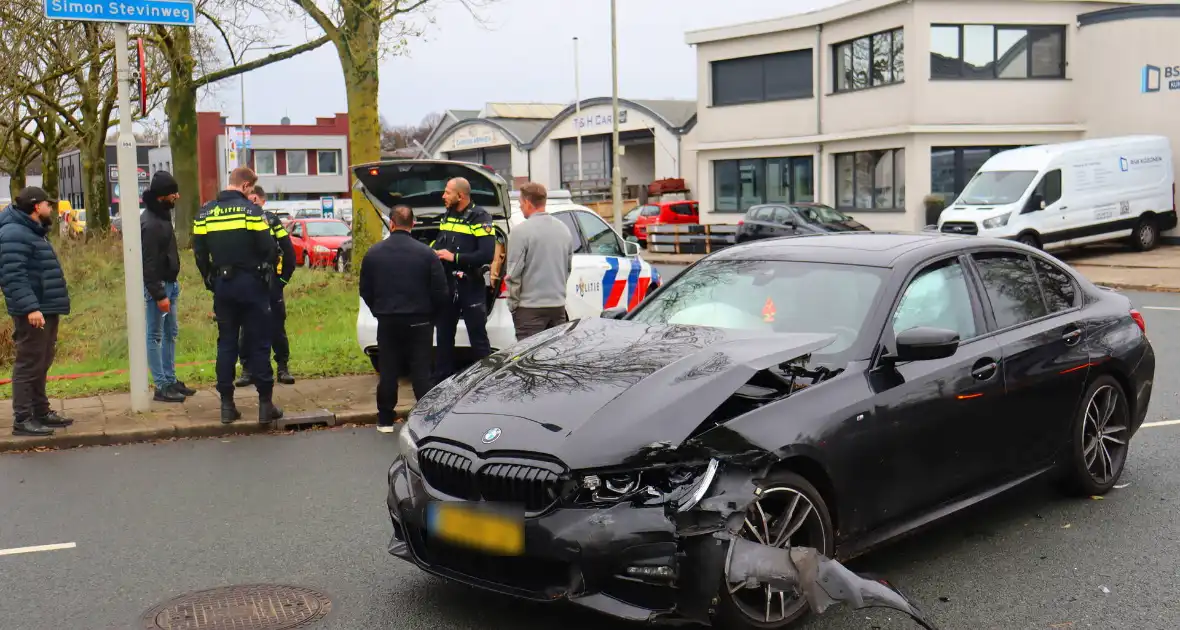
[[45, 0, 196, 26]]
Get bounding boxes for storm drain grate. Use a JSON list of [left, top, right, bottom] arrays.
[[140, 584, 332, 629]]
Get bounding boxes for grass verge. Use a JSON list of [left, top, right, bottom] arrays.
[[0, 238, 368, 399]]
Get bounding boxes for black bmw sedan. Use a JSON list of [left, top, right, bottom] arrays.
[[386, 232, 1153, 629]]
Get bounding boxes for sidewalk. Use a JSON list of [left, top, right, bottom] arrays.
[[646, 245, 1180, 292], [0, 374, 411, 453]]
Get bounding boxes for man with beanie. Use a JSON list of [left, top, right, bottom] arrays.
[[0, 187, 73, 437], [142, 171, 195, 403]]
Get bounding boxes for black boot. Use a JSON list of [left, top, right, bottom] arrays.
[[13, 416, 54, 437], [220, 398, 241, 425], [234, 368, 252, 388], [276, 364, 295, 385], [154, 386, 186, 403], [40, 411, 75, 428], [259, 397, 283, 426]]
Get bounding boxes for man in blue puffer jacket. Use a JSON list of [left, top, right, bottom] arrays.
[[0, 187, 73, 437]]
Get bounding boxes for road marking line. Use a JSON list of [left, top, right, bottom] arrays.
[[0, 542, 77, 557], [1141, 306, 1180, 311], [1142, 419, 1180, 428]]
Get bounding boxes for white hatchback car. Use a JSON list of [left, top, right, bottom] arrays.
[[353, 160, 662, 372]]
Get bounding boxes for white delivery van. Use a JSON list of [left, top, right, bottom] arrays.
[[937, 135, 1176, 251]]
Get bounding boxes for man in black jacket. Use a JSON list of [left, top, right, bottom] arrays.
[[235, 186, 296, 388], [0, 187, 73, 437], [142, 171, 196, 403], [360, 204, 448, 432]]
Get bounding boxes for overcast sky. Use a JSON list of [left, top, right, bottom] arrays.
[[195, 0, 846, 128]]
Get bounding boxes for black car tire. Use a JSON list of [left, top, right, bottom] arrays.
[[713, 471, 835, 630], [1131, 215, 1159, 252], [1062, 375, 1132, 497], [1017, 232, 1042, 249]]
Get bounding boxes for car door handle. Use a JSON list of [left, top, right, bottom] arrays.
[[1063, 328, 1082, 346], [971, 360, 998, 381]]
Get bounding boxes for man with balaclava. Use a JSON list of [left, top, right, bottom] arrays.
[[142, 171, 197, 403]]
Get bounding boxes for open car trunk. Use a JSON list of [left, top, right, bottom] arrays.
[[353, 160, 513, 313]]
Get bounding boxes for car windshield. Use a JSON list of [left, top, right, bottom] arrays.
[[623, 208, 640, 221], [957, 170, 1037, 206], [639, 205, 661, 217], [796, 204, 852, 224], [306, 221, 351, 237], [629, 259, 886, 364]]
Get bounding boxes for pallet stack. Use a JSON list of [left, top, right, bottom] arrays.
[[647, 223, 738, 254]]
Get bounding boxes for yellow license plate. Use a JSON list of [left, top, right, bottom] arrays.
[[427, 502, 524, 556]]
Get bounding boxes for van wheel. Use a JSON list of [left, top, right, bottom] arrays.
[[1131, 216, 1159, 252], [1017, 232, 1042, 249]]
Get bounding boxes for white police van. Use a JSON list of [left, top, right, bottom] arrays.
[[351, 160, 660, 372], [937, 136, 1176, 251]]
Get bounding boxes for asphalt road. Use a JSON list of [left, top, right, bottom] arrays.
[[1, 289, 1179, 630]]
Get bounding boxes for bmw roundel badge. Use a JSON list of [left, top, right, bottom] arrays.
[[482, 427, 502, 444]]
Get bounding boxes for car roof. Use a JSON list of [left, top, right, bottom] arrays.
[[710, 231, 1029, 268]]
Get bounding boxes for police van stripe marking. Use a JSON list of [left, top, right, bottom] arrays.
[[626, 257, 642, 309]]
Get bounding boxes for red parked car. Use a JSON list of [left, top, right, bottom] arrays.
[[285, 218, 352, 268], [632, 200, 699, 245]]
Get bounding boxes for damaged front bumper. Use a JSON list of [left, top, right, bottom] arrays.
[[386, 457, 939, 629]]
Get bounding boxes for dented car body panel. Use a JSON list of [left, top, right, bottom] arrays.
[[385, 232, 1154, 628]]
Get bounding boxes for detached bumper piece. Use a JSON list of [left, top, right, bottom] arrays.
[[725, 538, 941, 630]]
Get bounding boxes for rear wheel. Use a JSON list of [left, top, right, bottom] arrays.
[[1131, 216, 1159, 252], [714, 471, 834, 630], [1062, 375, 1131, 496]]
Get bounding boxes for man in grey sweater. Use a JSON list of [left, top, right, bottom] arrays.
[[506, 182, 575, 341]]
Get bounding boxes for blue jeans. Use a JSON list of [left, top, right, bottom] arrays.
[[145, 281, 180, 390]]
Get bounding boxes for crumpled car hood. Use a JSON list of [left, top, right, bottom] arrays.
[[408, 317, 834, 470]]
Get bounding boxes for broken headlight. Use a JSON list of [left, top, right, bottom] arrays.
[[572, 458, 719, 509]]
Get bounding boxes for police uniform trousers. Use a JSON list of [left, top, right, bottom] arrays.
[[214, 273, 274, 397], [433, 281, 491, 383], [239, 283, 288, 368]]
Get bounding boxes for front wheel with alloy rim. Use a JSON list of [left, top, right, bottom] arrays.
[[1064, 375, 1131, 496], [1131, 216, 1159, 252], [714, 471, 835, 630]]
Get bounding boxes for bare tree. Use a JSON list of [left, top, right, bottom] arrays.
[[284, 0, 493, 277], [380, 111, 443, 152]]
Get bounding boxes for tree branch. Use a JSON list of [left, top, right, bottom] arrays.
[[193, 34, 331, 87], [292, 0, 341, 43]]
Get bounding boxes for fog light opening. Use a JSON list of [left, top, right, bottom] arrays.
[[625, 565, 675, 579]]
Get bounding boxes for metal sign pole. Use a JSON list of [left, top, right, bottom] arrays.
[[609, 0, 623, 232], [114, 24, 150, 412]]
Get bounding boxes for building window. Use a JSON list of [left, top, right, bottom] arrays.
[[930, 146, 1025, 202], [834, 149, 905, 210], [254, 150, 277, 176], [834, 28, 904, 92], [713, 156, 814, 213], [287, 150, 308, 175], [711, 49, 814, 106], [317, 150, 341, 175], [930, 24, 1066, 80]]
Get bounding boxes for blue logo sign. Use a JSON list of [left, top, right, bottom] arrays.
[[1142, 64, 1180, 93], [1119, 157, 1130, 172], [45, 0, 196, 26], [482, 427, 501, 444], [320, 196, 335, 218]]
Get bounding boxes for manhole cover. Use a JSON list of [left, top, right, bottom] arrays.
[[141, 584, 332, 629]]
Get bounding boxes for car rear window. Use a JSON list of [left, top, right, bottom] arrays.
[[355, 162, 501, 211]]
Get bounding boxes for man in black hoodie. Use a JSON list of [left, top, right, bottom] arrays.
[[142, 171, 197, 403]]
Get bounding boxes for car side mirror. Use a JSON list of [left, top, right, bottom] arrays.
[[892, 326, 960, 362], [600, 307, 628, 320], [623, 240, 640, 256]]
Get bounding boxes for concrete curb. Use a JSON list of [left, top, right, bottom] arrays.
[[1095, 282, 1180, 293], [0, 406, 397, 454]]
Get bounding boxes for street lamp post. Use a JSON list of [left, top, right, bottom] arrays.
[[231, 44, 288, 167], [609, 0, 623, 233]]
